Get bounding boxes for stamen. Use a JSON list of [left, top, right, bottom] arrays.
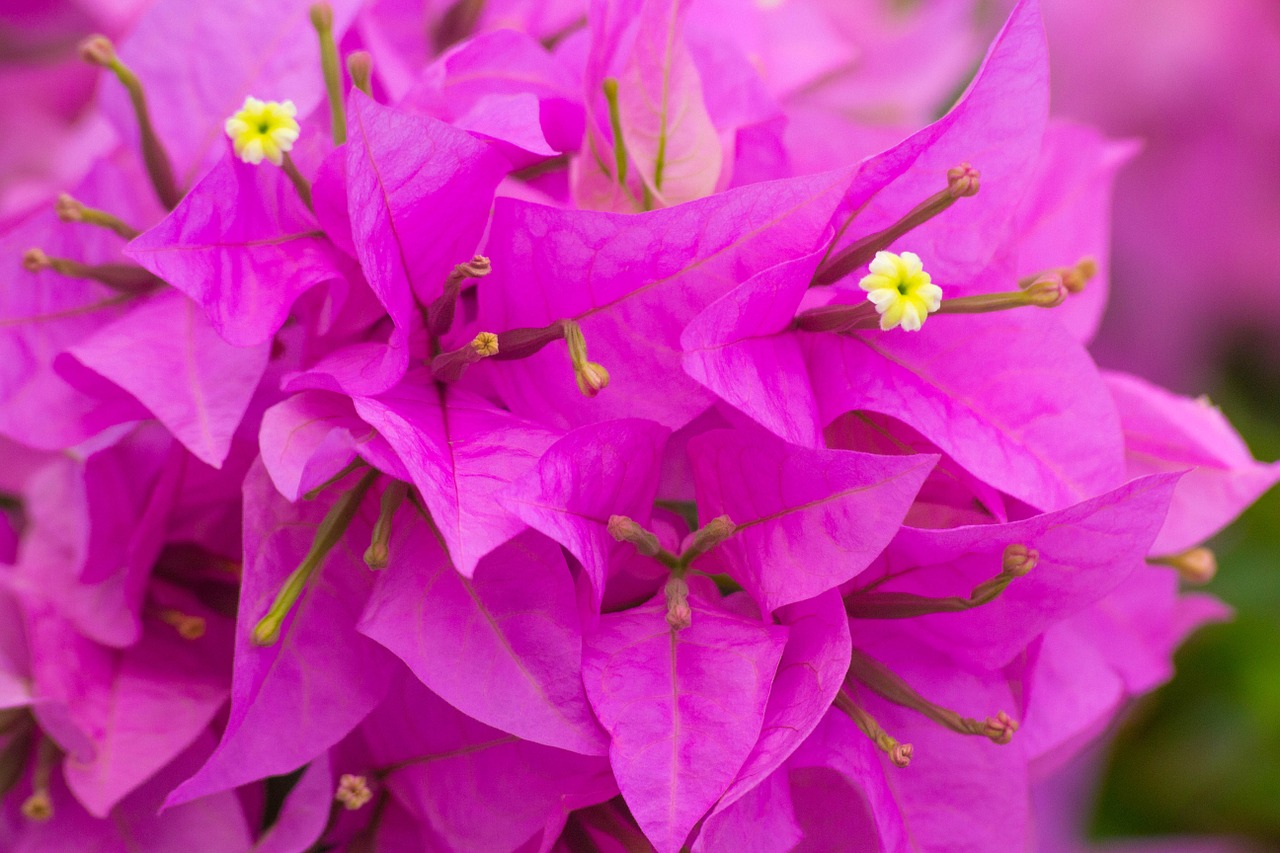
[[348, 52, 374, 97], [425, 255, 492, 338], [846, 543, 1037, 619], [21, 736, 59, 822], [602, 78, 629, 187], [253, 469, 380, 646], [847, 647, 1018, 745], [79, 36, 181, 209], [1150, 547, 1217, 585], [335, 773, 373, 810], [679, 514, 736, 566], [364, 481, 409, 570], [563, 321, 609, 398], [833, 689, 913, 768], [55, 193, 141, 240], [607, 515, 663, 557], [663, 575, 692, 630], [22, 247, 161, 294], [151, 607, 207, 640], [310, 4, 346, 144], [813, 164, 980, 287]]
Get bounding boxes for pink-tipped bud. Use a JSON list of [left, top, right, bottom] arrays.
[[1024, 274, 1067, 308], [363, 542, 389, 570], [946, 163, 980, 198], [457, 255, 491, 279], [1062, 257, 1098, 294], [664, 576, 692, 630], [21, 248, 51, 273], [607, 515, 662, 557], [309, 3, 335, 31], [78, 35, 117, 67], [574, 361, 610, 398], [890, 743, 914, 768], [1002, 544, 1038, 577], [1152, 547, 1217, 585], [686, 515, 736, 556], [335, 774, 372, 810], [983, 711, 1019, 745], [54, 194, 84, 222], [347, 51, 374, 95]]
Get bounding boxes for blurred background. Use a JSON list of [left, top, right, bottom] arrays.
[[1025, 0, 1280, 848]]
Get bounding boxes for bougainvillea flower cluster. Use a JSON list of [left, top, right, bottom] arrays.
[[0, 0, 1274, 850]]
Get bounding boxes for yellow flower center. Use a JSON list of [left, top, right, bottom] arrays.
[[224, 97, 300, 166], [858, 250, 943, 332]]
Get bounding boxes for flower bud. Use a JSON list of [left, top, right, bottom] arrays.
[[254, 470, 379, 646], [78, 34, 117, 67], [681, 514, 736, 564], [664, 576, 692, 630], [1062, 257, 1097, 293], [309, 2, 334, 30], [1001, 543, 1038, 577], [946, 163, 981, 198], [814, 164, 980, 286], [574, 361, 610, 398], [607, 515, 662, 557], [983, 711, 1019, 745], [1151, 547, 1217, 585], [80, 35, 181, 208], [348, 51, 374, 96], [1023, 274, 1067, 308]]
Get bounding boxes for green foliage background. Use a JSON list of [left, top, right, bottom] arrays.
[[1092, 339, 1280, 846]]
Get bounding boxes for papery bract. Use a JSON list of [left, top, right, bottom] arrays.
[[582, 592, 787, 852], [501, 418, 671, 608], [807, 312, 1126, 511], [860, 473, 1181, 669], [689, 427, 935, 614], [126, 154, 344, 347], [358, 518, 607, 756], [480, 167, 855, 430], [358, 674, 616, 852], [25, 589, 230, 817], [1106, 371, 1280, 555], [167, 462, 395, 806], [64, 290, 270, 468], [352, 379, 559, 575]]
